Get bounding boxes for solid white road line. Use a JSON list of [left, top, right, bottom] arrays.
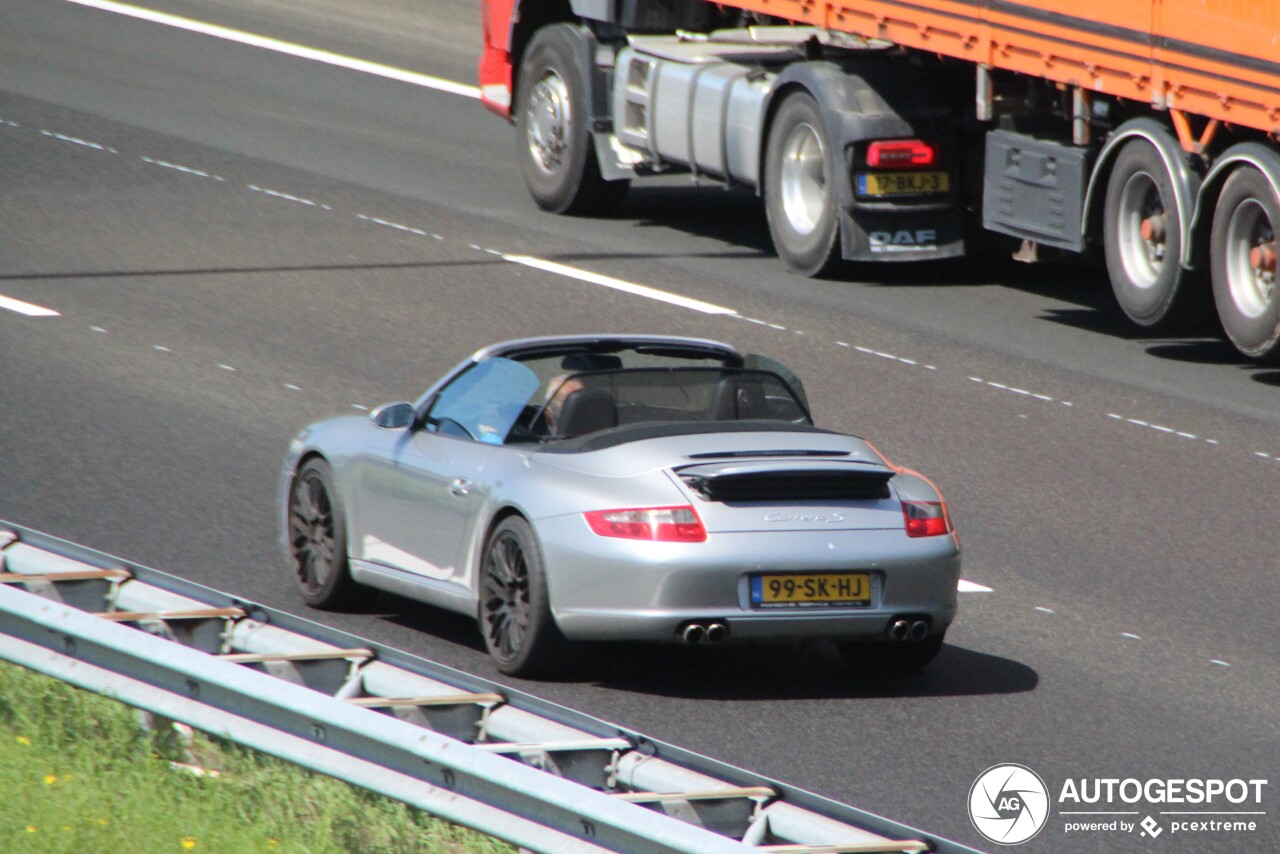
[[63, 2, 750, 323], [957, 579, 993, 593], [503, 255, 738, 316], [66, 0, 481, 98], [0, 295, 60, 317]]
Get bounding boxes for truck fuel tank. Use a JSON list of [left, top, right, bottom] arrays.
[[611, 32, 801, 187]]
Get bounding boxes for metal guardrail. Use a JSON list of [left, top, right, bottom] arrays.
[[0, 521, 983, 854]]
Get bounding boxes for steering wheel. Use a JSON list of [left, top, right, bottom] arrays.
[[433, 417, 477, 441]]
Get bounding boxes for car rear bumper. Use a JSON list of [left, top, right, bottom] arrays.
[[536, 517, 960, 643], [554, 606, 956, 642]]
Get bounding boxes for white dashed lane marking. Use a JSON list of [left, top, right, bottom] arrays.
[[68, 0, 481, 98], [141, 156, 223, 181], [958, 579, 993, 593], [970, 376, 1072, 406], [39, 129, 117, 154], [1107, 413, 1216, 444], [249, 185, 331, 210], [357, 214, 427, 236], [850, 343, 935, 370]]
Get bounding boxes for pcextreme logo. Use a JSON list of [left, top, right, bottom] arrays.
[[969, 764, 1051, 845]]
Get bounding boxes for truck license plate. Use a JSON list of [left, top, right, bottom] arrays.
[[857, 172, 949, 196], [750, 573, 871, 608]]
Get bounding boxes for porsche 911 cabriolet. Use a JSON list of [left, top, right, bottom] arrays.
[[280, 334, 959, 676]]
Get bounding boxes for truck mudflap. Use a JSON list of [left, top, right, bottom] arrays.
[[841, 207, 965, 261], [763, 59, 967, 264]]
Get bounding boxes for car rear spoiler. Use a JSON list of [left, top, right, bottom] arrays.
[[675, 460, 895, 502]]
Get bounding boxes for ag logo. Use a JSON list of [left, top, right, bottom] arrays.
[[969, 764, 1050, 845]]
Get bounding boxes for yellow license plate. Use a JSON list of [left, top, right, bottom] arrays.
[[857, 171, 949, 196], [751, 573, 871, 607]]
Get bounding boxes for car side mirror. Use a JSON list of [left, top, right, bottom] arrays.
[[370, 401, 414, 429]]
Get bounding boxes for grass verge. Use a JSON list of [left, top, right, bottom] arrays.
[[0, 660, 514, 853]]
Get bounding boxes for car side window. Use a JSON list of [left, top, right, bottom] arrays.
[[426, 358, 540, 444]]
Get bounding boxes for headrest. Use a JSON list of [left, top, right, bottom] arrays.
[[560, 353, 623, 371]]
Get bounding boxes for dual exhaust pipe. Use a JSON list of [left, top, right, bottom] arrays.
[[889, 618, 931, 642], [681, 618, 927, 644], [680, 621, 728, 645]]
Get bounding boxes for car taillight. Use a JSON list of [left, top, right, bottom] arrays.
[[584, 506, 707, 542], [866, 139, 936, 168], [903, 500, 951, 537]]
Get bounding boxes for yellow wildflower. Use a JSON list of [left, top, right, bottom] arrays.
[[16, 735, 31, 746], [43, 774, 58, 785], [26, 826, 37, 834], [181, 837, 198, 850]]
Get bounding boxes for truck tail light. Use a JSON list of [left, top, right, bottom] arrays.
[[903, 500, 952, 537], [584, 506, 707, 542], [866, 139, 936, 168]]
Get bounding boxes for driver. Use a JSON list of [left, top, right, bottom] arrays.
[[541, 374, 584, 435]]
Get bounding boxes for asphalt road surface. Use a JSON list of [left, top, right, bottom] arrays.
[[1, 2, 1276, 851]]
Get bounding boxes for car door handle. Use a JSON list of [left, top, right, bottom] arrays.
[[449, 478, 471, 497]]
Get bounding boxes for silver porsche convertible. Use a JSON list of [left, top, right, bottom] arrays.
[[280, 335, 960, 677]]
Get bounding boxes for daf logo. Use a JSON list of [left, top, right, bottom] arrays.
[[869, 229, 937, 246], [764, 512, 846, 523]]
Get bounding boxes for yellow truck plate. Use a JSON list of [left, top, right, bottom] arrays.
[[857, 171, 949, 196], [750, 572, 871, 607]]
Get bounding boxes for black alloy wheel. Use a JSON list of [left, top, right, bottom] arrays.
[[288, 458, 361, 609], [479, 516, 568, 677]]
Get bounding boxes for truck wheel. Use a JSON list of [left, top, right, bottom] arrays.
[[1102, 141, 1206, 329], [764, 92, 842, 277], [516, 25, 628, 216], [1210, 167, 1280, 359]]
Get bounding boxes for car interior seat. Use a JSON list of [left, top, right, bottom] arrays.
[[710, 376, 770, 420], [556, 387, 619, 438]]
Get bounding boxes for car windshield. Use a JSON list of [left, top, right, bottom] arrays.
[[426, 357, 541, 444], [526, 367, 811, 441]]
